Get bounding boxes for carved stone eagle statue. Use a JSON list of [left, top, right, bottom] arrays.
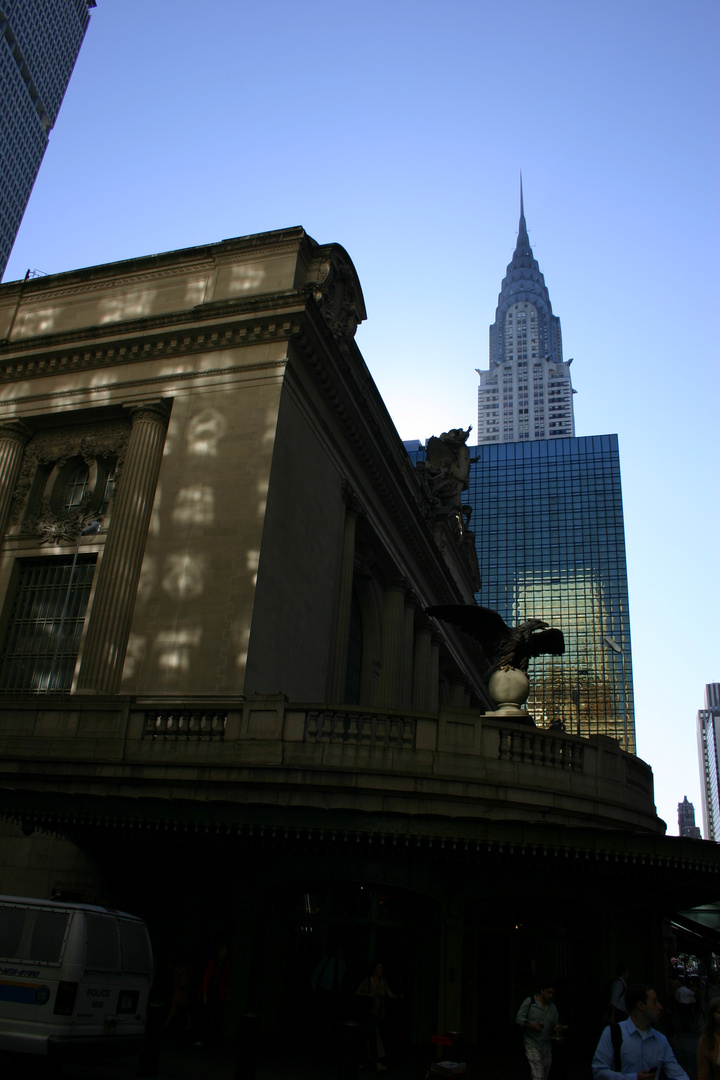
[[427, 604, 565, 676]]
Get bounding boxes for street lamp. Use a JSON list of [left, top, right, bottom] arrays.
[[603, 634, 628, 751]]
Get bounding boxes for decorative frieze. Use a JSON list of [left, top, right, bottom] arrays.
[[9, 421, 130, 543]]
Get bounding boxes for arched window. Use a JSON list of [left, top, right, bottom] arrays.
[[59, 461, 90, 513]]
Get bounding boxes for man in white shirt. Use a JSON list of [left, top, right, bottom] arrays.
[[675, 981, 696, 1031], [516, 984, 565, 1080]]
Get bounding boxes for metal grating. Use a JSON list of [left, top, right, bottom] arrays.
[[30, 909, 70, 964], [0, 903, 70, 966], [0, 556, 96, 693]]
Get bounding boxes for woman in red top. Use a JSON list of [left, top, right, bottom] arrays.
[[198, 942, 230, 1048], [697, 997, 720, 1080]]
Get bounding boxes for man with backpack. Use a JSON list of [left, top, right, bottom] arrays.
[[516, 983, 567, 1080], [592, 983, 689, 1080], [609, 963, 630, 1022]]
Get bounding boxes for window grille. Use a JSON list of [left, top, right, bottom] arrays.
[[0, 555, 96, 693]]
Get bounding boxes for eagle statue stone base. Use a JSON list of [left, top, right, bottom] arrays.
[[484, 667, 536, 726]]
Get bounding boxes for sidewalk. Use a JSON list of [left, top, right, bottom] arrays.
[[672, 1027, 700, 1080], [54, 1040, 435, 1080], [6, 1029, 702, 1080]]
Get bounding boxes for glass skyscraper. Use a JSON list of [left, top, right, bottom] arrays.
[[465, 435, 635, 749], [0, 0, 95, 279], [698, 684, 720, 841]]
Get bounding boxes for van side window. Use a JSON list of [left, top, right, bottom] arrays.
[[119, 919, 153, 974], [30, 910, 69, 964], [85, 913, 121, 970]]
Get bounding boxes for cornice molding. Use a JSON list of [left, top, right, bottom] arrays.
[[2, 790, 712, 875], [0, 357, 287, 411], [0, 309, 302, 386]]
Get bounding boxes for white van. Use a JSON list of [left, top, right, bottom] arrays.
[[0, 895, 153, 1061]]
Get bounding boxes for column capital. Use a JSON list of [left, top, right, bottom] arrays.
[[126, 400, 171, 426], [340, 479, 362, 515], [0, 419, 33, 447]]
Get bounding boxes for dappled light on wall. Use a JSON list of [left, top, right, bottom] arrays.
[[155, 627, 202, 673], [246, 548, 259, 587], [172, 485, 214, 527], [121, 634, 146, 681], [98, 289, 158, 325], [161, 552, 207, 600], [227, 263, 266, 293], [256, 477, 269, 517], [186, 408, 227, 456], [16, 306, 56, 336]]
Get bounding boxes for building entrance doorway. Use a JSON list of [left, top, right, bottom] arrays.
[[246, 878, 440, 1058]]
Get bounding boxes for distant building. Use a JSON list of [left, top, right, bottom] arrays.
[[678, 795, 702, 839], [0, 0, 95, 279], [406, 434, 635, 745], [465, 192, 633, 745], [698, 684, 720, 841], [476, 183, 575, 444], [468, 435, 634, 745]]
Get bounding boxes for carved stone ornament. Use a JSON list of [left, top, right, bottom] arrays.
[[27, 499, 96, 546], [304, 250, 366, 343], [11, 421, 131, 541]]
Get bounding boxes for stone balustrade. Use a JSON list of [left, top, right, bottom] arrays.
[[0, 693, 661, 834]]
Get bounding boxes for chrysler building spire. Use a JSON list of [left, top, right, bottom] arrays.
[[516, 174, 530, 255], [476, 185, 576, 443]]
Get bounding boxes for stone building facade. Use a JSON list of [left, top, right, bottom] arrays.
[[0, 228, 717, 1064]]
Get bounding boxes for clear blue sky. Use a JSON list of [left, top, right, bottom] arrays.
[[4, 0, 719, 833]]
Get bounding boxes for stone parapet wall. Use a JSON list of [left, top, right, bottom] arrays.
[[0, 693, 661, 835]]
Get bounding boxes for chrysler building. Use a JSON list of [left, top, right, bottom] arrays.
[[477, 185, 575, 443]]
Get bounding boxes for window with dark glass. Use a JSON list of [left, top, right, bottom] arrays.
[[0, 556, 96, 693]]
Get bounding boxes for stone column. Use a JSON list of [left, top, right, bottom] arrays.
[[450, 679, 467, 708], [0, 420, 32, 538], [376, 578, 407, 710], [76, 402, 170, 694], [412, 617, 434, 712], [402, 599, 415, 709], [430, 634, 441, 713], [326, 489, 359, 704]]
